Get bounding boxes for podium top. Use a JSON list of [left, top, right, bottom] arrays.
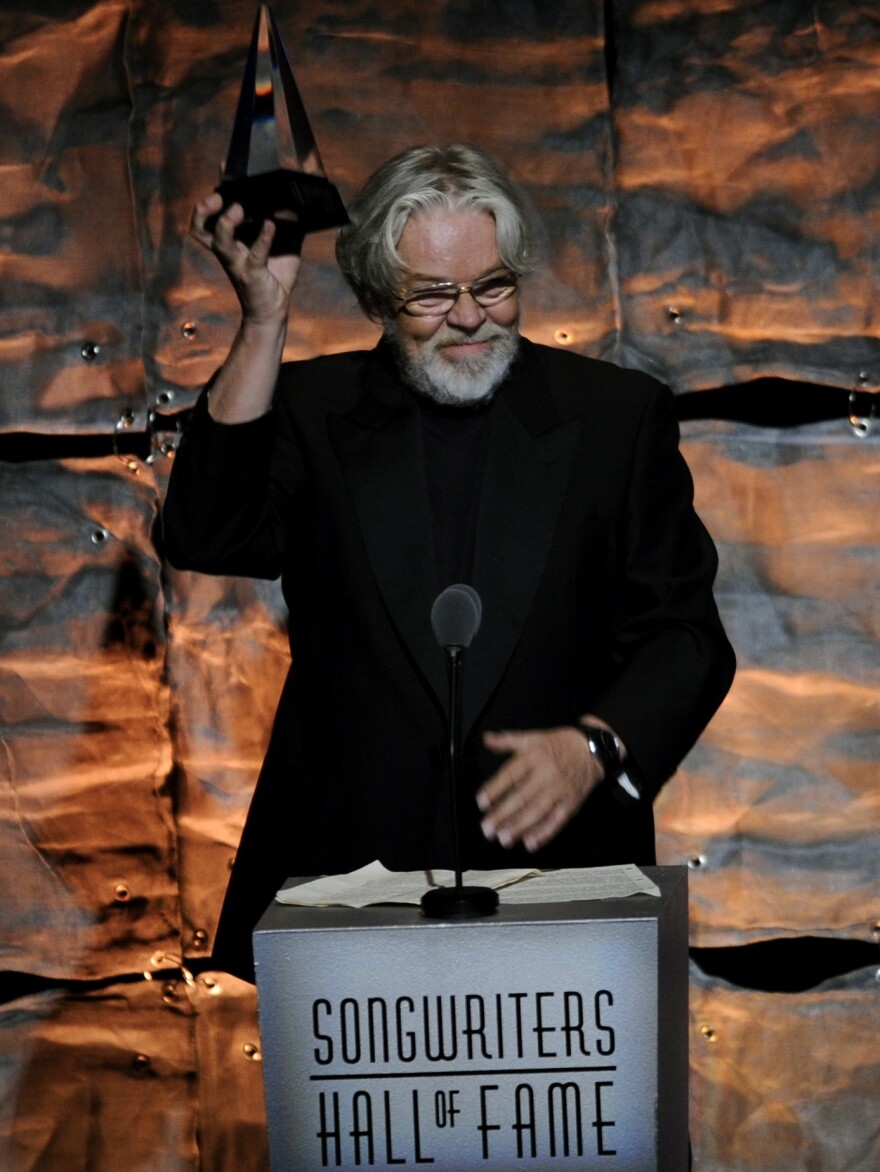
[[254, 864, 687, 937]]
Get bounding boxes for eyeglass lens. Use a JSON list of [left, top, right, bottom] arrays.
[[401, 273, 517, 315]]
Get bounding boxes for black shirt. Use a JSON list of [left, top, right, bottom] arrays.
[[416, 393, 492, 587]]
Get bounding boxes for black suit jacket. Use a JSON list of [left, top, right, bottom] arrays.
[[163, 338, 735, 980]]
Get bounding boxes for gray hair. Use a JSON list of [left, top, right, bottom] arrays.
[[336, 143, 540, 315]]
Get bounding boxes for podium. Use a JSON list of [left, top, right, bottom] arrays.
[[253, 866, 688, 1171]]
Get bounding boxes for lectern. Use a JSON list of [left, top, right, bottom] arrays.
[[254, 866, 688, 1171]]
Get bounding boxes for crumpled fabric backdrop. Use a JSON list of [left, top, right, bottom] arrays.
[[0, 1, 877, 1169]]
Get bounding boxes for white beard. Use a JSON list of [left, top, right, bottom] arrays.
[[385, 318, 520, 406]]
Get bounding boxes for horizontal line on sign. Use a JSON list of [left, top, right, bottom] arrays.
[[309, 1065, 617, 1081]]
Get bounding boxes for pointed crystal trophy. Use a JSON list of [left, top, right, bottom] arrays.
[[210, 5, 348, 254]]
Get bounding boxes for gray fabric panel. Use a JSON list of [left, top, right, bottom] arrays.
[[690, 961, 880, 1170], [657, 419, 879, 946], [608, 0, 880, 390]]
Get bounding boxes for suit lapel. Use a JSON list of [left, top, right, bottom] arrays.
[[329, 346, 447, 708], [330, 340, 582, 726], [464, 346, 582, 731]]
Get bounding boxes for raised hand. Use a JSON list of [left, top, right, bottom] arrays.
[[190, 193, 302, 327], [189, 193, 303, 423]]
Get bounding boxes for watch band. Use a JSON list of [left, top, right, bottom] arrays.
[[575, 724, 643, 805]]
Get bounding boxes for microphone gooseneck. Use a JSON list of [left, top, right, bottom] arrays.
[[422, 585, 499, 920]]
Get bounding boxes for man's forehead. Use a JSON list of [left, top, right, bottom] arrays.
[[396, 207, 503, 283], [403, 263, 508, 286]]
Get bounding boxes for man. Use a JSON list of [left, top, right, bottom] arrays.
[[163, 144, 735, 982]]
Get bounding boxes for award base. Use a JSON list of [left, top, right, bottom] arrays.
[[420, 885, 499, 919], [210, 169, 349, 255]]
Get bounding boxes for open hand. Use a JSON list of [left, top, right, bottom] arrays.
[[476, 727, 604, 853]]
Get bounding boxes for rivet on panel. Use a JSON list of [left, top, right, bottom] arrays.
[[700, 1025, 718, 1043], [162, 981, 179, 1004], [132, 1053, 152, 1072], [668, 307, 683, 325], [687, 855, 706, 870], [243, 1042, 262, 1062], [181, 321, 198, 340], [90, 527, 110, 546], [554, 328, 574, 346], [81, 342, 101, 362], [114, 882, 130, 902], [191, 928, 209, 950], [848, 390, 873, 438], [202, 976, 222, 996], [156, 389, 175, 408], [857, 370, 870, 383], [871, 922, 880, 942]]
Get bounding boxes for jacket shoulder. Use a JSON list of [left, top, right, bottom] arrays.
[[523, 339, 669, 406], [274, 348, 376, 415]]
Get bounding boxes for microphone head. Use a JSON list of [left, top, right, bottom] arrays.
[[431, 584, 482, 651]]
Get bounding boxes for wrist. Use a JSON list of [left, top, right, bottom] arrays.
[[574, 723, 643, 806], [239, 313, 288, 345]]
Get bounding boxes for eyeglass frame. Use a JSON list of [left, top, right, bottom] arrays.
[[390, 269, 520, 318]]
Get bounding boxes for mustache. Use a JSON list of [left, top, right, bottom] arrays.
[[433, 324, 511, 347]]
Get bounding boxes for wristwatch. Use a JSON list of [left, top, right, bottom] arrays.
[[577, 724, 643, 806]]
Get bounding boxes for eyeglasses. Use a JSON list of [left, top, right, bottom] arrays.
[[393, 271, 519, 318]]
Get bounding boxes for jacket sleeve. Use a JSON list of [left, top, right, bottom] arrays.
[[161, 389, 301, 580], [589, 383, 735, 799]]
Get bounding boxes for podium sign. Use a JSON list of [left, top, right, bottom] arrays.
[[254, 866, 688, 1171]]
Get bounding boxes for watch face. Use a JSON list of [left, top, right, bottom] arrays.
[[582, 725, 641, 804], [590, 729, 618, 762]]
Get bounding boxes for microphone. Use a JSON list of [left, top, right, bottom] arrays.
[[431, 583, 482, 651], [421, 585, 499, 920]]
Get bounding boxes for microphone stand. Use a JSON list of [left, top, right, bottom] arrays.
[[421, 643, 498, 919]]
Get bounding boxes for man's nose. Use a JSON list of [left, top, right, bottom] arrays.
[[445, 289, 486, 330]]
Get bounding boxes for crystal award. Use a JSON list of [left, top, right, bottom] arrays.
[[211, 5, 348, 254]]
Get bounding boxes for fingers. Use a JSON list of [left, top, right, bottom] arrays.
[[478, 742, 564, 849], [190, 192, 228, 249], [190, 195, 271, 264], [477, 730, 535, 822], [248, 216, 277, 265], [189, 194, 300, 321], [476, 728, 596, 853], [190, 196, 254, 280], [517, 800, 572, 854]]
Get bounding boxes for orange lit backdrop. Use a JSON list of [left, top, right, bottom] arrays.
[[0, 3, 878, 1169]]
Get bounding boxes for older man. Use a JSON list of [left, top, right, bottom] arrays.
[[163, 144, 735, 981]]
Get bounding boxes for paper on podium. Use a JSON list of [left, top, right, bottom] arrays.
[[275, 860, 660, 908]]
